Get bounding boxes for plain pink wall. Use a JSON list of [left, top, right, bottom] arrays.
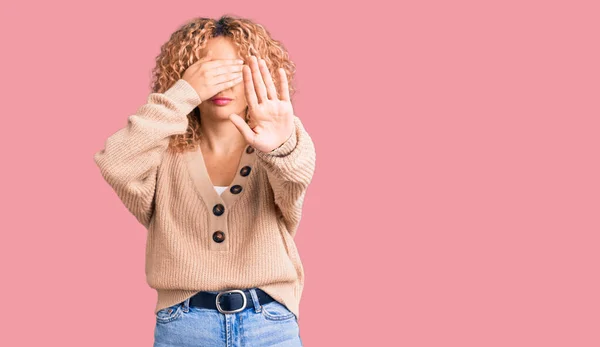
[[1, 0, 599, 346]]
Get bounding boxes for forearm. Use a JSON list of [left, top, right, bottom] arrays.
[[93, 79, 201, 227], [255, 115, 316, 236]]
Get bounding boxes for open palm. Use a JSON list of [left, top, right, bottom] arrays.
[[229, 55, 295, 153]]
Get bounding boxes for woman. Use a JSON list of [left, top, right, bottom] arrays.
[[94, 15, 315, 346]]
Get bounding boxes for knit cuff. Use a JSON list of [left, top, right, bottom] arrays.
[[163, 79, 203, 112]]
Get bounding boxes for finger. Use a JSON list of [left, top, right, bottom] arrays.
[[212, 71, 243, 85], [229, 113, 256, 145], [242, 64, 259, 108], [250, 55, 267, 103], [208, 63, 244, 77], [259, 58, 278, 100], [213, 75, 244, 92], [202, 58, 245, 71], [278, 68, 290, 102]]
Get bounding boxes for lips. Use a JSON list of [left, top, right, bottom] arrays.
[[211, 98, 232, 106], [210, 97, 232, 101]]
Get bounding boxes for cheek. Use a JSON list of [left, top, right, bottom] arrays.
[[235, 87, 247, 103]]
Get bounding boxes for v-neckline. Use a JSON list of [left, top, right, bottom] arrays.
[[184, 143, 257, 212]]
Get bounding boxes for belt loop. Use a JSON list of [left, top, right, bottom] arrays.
[[249, 288, 261, 313], [182, 297, 191, 312]]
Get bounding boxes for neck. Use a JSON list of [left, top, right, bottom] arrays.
[[199, 117, 248, 155]]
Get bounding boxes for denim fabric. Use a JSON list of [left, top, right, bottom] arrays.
[[153, 288, 303, 346]]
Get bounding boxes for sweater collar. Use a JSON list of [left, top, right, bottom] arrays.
[[184, 144, 257, 211]]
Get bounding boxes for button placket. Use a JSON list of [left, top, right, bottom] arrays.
[[185, 144, 257, 251], [209, 146, 255, 248]]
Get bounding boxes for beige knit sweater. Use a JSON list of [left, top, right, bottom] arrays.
[[93, 79, 316, 321]]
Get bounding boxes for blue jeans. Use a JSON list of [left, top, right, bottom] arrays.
[[153, 288, 303, 346]]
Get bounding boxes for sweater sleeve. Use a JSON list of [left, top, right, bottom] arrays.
[[93, 79, 201, 228], [255, 115, 317, 237]]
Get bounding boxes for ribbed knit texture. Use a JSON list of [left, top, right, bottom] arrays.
[[93, 79, 316, 321]]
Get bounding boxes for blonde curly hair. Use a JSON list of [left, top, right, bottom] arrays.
[[149, 15, 297, 154]]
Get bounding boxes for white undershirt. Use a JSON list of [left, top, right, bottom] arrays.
[[214, 185, 228, 195]]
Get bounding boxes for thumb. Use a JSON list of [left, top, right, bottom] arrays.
[[229, 113, 255, 144]]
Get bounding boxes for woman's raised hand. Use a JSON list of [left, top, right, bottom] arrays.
[[182, 50, 245, 103], [229, 55, 295, 153]]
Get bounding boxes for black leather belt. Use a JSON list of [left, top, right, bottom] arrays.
[[189, 288, 275, 314]]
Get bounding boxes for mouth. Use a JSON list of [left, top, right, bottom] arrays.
[[210, 98, 233, 106]]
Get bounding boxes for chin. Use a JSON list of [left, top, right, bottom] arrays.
[[199, 104, 246, 120], [216, 109, 244, 121]]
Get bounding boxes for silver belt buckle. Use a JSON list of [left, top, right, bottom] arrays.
[[216, 289, 247, 314]]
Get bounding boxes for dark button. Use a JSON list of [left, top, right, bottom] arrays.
[[240, 166, 252, 177], [230, 185, 243, 194], [213, 204, 225, 216], [246, 146, 255, 154], [212, 231, 225, 243]]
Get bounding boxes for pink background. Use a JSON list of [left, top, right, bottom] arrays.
[[2, 0, 599, 345]]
